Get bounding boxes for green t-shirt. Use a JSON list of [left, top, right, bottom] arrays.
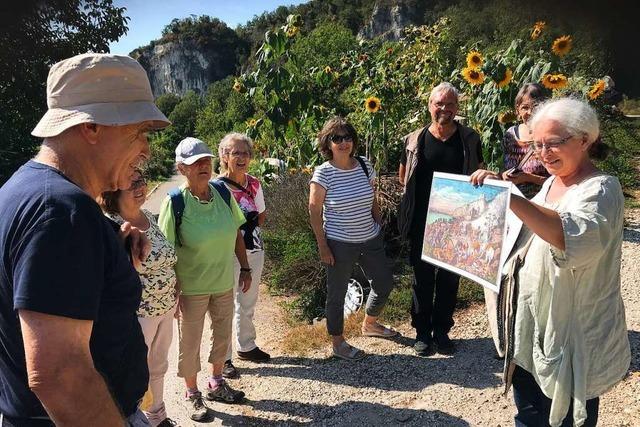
[[158, 183, 246, 295]]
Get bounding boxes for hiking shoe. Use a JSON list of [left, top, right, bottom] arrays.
[[187, 391, 209, 421], [206, 380, 246, 404], [413, 336, 435, 357], [222, 359, 239, 379], [156, 418, 178, 427], [237, 347, 271, 362], [433, 333, 456, 355]]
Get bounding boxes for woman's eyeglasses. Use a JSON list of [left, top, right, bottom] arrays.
[[127, 178, 147, 191], [329, 134, 353, 144], [229, 150, 251, 158], [530, 136, 572, 152]]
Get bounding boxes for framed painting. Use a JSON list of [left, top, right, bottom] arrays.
[[421, 172, 513, 292]]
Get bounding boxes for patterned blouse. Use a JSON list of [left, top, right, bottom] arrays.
[[224, 174, 266, 252], [109, 209, 178, 317], [502, 125, 549, 198]]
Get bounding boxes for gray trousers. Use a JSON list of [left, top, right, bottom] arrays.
[[325, 232, 394, 336]]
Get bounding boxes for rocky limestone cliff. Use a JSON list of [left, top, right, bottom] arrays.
[[358, 2, 420, 41], [134, 39, 238, 98]]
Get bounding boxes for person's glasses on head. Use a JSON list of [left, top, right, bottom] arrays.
[[329, 133, 353, 144], [229, 150, 251, 158], [530, 135, 572, 153], [127, 177, 147, 191]]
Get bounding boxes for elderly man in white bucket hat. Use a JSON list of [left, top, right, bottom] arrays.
[[0, 53, 169, 427]]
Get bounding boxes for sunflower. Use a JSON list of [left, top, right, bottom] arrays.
[[247, 118, 257, 127], [497, 110, 517, 125], [364, 96, 381, 113], [358, 53, 369, 62], [324, 66, 332, 74], [530, 21, 545, 40], [541, 73, 568, 90], [551, 35, 572, 57], [232, 79, 245, 93], [286, 26, 299, 37], [495, 68, 513, 88], [588, 79, 606, 100], [462, 67, 485, 85], [466, 50, 484, 68]]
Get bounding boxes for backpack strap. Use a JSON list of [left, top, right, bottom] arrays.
[[168, 188, 185, 247], [210, 179, 232, 209], [355, 156, 370, 180]]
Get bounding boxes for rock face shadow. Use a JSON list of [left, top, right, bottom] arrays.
[[240, 337, 502, 392], [239, 399, 471, 426]]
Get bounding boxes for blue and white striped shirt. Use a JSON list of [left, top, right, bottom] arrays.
[[311, 157, 380, 243]]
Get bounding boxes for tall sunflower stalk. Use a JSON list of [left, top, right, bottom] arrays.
[[455, 23, 603, 170]]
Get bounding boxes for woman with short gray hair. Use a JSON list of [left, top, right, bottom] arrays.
[[471, 98, 629, 426], [217, 133, 270, 379]]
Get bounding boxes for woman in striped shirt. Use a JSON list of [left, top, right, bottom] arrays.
[[309, 116, 397, 361]]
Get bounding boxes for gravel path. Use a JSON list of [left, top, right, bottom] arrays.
[[145, 181, 639, 426]]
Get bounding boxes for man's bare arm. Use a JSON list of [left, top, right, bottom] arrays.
[[19, 310, 125, 426]]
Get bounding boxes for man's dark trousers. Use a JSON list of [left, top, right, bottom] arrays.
[[410, 240, 460, 339]]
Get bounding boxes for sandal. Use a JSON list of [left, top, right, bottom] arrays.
[[361, 323, 398, 338], [332, 341, 366, 361]]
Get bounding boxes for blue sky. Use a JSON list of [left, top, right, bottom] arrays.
[[431, 176, 505, 205], [109, 0, 308, 55]]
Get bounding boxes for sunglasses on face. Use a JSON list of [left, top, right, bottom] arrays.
[[329, 134, 353, 144], [127, 178, 147, 191]]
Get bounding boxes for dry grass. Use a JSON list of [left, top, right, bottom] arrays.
[[281, 310, 366, 356]]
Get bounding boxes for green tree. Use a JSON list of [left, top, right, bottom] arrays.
[[0, 0, 129, 183], [155, 93, 182, 117], [195, 77, 254, 147], [165, 90, 202, 142], [291, 21, 357, 71]]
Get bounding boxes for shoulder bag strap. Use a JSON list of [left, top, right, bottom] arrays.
[[354, 156, 370, 180]]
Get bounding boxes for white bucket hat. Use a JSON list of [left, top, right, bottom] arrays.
[[175, 137, 214, 165], [31, 53, 170, 138]]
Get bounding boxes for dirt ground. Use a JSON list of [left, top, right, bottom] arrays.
[[145, 187, 639, 427]]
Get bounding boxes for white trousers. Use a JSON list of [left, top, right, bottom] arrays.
[[226, 250, 265, 359], [138, 305, 176, 426]]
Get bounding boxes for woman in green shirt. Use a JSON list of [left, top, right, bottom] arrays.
[[158, 137, 250, 422]]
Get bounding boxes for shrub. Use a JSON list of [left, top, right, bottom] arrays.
[[457, 277, 486, 308], [262, 171, 325, 321]]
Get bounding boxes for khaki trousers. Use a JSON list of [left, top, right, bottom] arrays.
[[138, 306, 176, 426], [177, 290, 233, 378]]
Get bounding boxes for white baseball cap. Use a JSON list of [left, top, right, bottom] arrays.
[[175, 137, 214, 165]]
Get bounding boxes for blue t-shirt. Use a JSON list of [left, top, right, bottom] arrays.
[[0, 161, 148, 419]]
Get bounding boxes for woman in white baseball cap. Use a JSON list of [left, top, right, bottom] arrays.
[[158, 137, 251, 421]]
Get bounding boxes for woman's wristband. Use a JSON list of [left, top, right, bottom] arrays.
[[240, 267, 252, 273]]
